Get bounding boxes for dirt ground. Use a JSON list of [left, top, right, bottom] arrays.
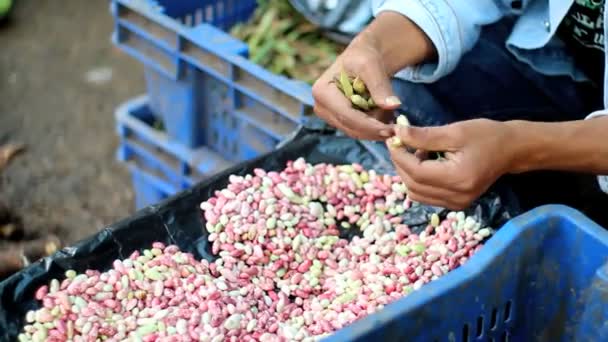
[[0, 0, 145, 245]]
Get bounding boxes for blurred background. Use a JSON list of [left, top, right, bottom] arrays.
[[0, 0, 377, 280], [0, 0, 142, 274]]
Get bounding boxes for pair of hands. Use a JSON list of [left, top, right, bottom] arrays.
[[312, 34, 517, 210]]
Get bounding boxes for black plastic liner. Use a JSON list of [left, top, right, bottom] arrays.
[[0, 130, 520, 340]]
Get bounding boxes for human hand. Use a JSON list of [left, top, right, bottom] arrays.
[[387, 119, 517, 209], [312, 33, 402, 140]]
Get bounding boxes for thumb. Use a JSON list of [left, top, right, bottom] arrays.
[[394, 125, 455, 151], [359, 64, 401, 110]]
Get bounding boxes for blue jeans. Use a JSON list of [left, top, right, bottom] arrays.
[[379, 18, 608, 226]]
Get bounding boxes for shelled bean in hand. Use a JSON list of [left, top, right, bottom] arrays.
[[20, 159, 494, 342], [388, 114, 411, 148], [389, 114, 446, 160]]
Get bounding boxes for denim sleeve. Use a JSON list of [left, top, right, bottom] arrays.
[[586, 110, 608, 194], [586, 110, 608, 120], [371, 0, 507, 83]]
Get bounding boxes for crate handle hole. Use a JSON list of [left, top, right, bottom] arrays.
[[230, 115, 238, 130], [195, 8, 203, 25], [476, 316, 484, 337], [221, 110, 230, 122], [181, 162, 191, 175], [462, 323, 470, 342], [504, 300, 512, 322], [231, 141, 238, 156], [490, 308, 498, 330]]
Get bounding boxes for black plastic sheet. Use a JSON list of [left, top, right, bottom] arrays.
[[0, 130, 520, 340]]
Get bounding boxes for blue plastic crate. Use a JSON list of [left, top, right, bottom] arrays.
[[115, 95, 234, 208], [128, 163, 177, 209], [322, 205, 608, 341], [110, 0, 313, 149], [117, 93, 282, 164]]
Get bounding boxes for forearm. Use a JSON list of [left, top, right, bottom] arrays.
[[355, 12, 436, 75], [506, 117, 608, 174]]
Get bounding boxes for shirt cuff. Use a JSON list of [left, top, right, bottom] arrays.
[[372, 0, 461, 83], [585, 110, 608, 193], [586, 109, 608, 120]]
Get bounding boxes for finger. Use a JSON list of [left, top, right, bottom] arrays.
[[313, 104, 340, 130], [312, 80, 366, 138], [312, 72, 341, 128], [387, 140, 453, 186], [351, 61, 401, 110], [407, 191, 455, 209], [394, 125, 460, 152], [314, 105, 355, 138], [396, 167, 469, 209], [318, 86, 393, 140], [315, 105, 387, 140], [395, 166, 455, 202], [401, 168, 478, 210], [409, 191, 471, 210], [399, 166, 470, 209]]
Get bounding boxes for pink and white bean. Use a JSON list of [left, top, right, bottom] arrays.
[[20, 158, 494, 342]]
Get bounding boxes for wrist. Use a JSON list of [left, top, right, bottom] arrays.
[[503, 120, 577, 174], [358, 11, 436, 75], [502, 120, 543, 174]]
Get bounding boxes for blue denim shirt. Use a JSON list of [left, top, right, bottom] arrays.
[[372, 0, 608, 193]]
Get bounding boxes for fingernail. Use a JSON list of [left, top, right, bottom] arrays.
[[385, 96, 402, 106]]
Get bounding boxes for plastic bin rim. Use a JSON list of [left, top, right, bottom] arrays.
[[112, 0, 315, 106], [326, 204, 608, 341], [114, 0, 184, 34]]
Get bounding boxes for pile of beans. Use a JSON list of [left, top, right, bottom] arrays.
[[19, 158, 493, 342]]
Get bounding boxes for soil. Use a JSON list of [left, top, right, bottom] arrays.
[[0, 0, 145, 245]]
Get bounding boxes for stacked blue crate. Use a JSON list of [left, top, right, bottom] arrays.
[[115, 95, 233, 209], [110, 0, 323, 207], [110, 0, 314, 162]]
